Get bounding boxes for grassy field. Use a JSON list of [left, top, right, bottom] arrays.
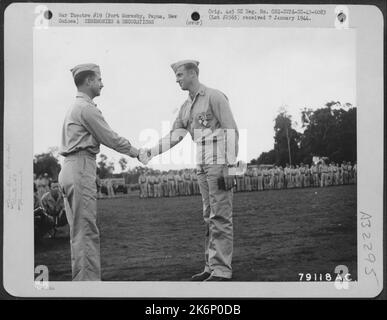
[[35, 185, 357, 281]]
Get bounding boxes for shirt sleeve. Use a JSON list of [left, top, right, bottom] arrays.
[[40, 195, 48, 211], [209, 90, 239, 164], [80, 105, 139, 157], [151, 106, 188, 156]]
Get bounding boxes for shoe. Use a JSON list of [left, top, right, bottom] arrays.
[[190, 271, 211, 281], [204, 275, 232, 282]]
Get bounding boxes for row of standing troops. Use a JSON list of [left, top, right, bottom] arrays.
[[138, 169, 200, 198], [137, 161, 357, 198], [236, 161, 357, 192]]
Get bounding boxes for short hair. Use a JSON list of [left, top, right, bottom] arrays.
[[74, 70, 97, 87], [183, 63, 199, 76]]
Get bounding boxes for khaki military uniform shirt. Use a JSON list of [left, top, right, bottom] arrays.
[[60, 92, 138, 157], [41, 191, 65, 217], [157, 84, 238, 165], [139, 174, 147, 184]]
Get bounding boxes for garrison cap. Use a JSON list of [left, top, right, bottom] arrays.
[[70, 63, 101, 78], [170, 60, 199, 73]]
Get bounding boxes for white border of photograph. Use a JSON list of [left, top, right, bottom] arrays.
[[3, 3, 383, 298]]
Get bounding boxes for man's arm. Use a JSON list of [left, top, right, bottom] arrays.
[[209, 90, 245, 189], [149, 108, 188, 157], [80, 105, 139, 158], [209, 90, 239, 164]]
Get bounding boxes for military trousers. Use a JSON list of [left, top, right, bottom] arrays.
[[197, 164, 233, 279], [161, 182, 168, 197], [192, 180, 200, 194], [59, 151, 100, 281], [168, 181, 175, 197], [313, 174, 319, 187], [321, 173, 329, 187], [245, 176, 252, 191], [140, 183, 148, 198]]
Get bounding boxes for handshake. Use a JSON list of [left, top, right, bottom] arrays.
[[137, 148, 153, 165]]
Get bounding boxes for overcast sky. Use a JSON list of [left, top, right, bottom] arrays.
[[34, 27, 356, 171]]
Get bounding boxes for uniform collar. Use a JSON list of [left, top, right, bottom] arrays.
[[76, 91, 97, 106], [188, 84, 206, 102], [197, 84, 206, 96]]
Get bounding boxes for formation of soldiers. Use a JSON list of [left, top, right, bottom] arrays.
[[235, 161, 357, 192], [138, 169, 200, 198], [138, 161, 357, 198]]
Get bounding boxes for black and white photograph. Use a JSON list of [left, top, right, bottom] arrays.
[[2, 2, 384, 298]]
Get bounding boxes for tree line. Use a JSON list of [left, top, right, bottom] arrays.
[[251, 101, 356, 166], [33, 150, 142, 184]]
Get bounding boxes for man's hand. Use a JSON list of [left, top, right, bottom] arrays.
[[218, 161, 247, 191], [218, 166, 236, 191], [138, 148, 152, 165], [223, 173, 237, 190], [227, 160, 247, 176]]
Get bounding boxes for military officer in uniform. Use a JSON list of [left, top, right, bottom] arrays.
[[342, 161, 348, 184], [262, 168, 268, 190], [154, 172, 162, 198], [106, 178, 115, 198], [290, 165, 297, 188], [192, 169, 200, 195], [244, 168, 252, 192], [338, 163, 344, 185], [147, 173, 155, 198], [251, 167, 258, 191], [311, 163, 319, 187], [274, 166, 280, 189], [59, 63, 141, 281], [278, 166, 284, 189], [295, 165, 301, 188], [328, 163, 333, 186], [142, 60, 238, 281], [353, 162, 357, 184], [320, 160, 329, 187], [40, 180, 67, 231], [188, 170, 194, 195], [284, 164, 290, 189], [161, 171, 169, 197], [138, 171, 148, 198], [183, 169, 192, 196], [329, 162, 337, 186], [334, 163, 340, 186], [347, 161, 353, 184], [167, 170, 176, 197], [96, 169, 103, 199], [236, 171, 244, 192], [304, 164, 311, 188], [36, 174, 50, 200], [176, 171, 184, 196], [269, 167, 274, 190], [299, 164, 305, 188], [257, 167, 264, 191]]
